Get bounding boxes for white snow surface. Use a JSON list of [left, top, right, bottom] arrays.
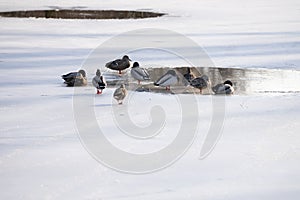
[[0, 0, 300, 199]]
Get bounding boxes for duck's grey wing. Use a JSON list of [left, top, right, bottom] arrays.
[[113, 88, 123, 98], [62, 72, 77, 81], [62, 72, 75, 78], [105, 61, 112, 68], [190, 77, 201, 87], [154, 73, 170, 86], [141, 68, 150, 79], [154, 73, 177, 86], [191, 77, 207, 88], [131, 67, 150, 80], [118, 60, 131, 69], [105, 60, 119, 70], [92, 76, 106, 89], [114, 88, 127, 100], [212, 83, 226, 94], [65, 79, 75, 86], [92, 76, 99, 88]]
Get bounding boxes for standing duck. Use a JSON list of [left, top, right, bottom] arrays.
[[154, 69, 179, 90], [212, 80, 234, 95], [105, 55, 132, 74], [190, 75, 210, 94], [92, 69, 106, 94], [113, 84, 127, 104], [130, 62, 150, 84], [61, 69, 87, 87]]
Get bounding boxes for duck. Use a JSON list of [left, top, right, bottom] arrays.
[[61, 69, 87, 87], [105, 55, 132, 74], [130, 62, 150, 84], [113, 84, 127, 104], [183, 67, 195, 85], [154, 69, 179, 90], [92, 69, 106, 94], [190, 75, 210, 94], [212, 80, 234, 95]]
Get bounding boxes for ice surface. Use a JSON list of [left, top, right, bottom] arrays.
[[0, 0, 300, 199]]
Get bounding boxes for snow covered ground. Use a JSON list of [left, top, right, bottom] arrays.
[[0, 0, 300, 199]]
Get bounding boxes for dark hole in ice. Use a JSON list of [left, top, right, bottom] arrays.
[[0, 9, 165, 20], [103, 67, 300, 95]]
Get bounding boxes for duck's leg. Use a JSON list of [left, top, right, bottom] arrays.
[[97, 89, 102, 94], [138, 80, 141, 85], [166, 86, 170, 90], [199, 88, 203, 94], [119, 70, 122, 74]]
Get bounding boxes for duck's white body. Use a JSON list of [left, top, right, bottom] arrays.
[[130, 62, 150, 83], [212, 83, 234, 94], [154, 70, 178, 90]]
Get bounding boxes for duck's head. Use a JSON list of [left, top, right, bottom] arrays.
[[122, 55, 131, 61], [167, 69, 176, 76], [224, 80, 233, 86], [78, 69, 86, 77], [132, 62, 139, 68], [201, 75, 210, 82], [120, 84, 126, 88], [96, 69, 101, 76]]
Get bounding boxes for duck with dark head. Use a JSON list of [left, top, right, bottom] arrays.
[[212, 80, 234, 95], [130, 62, 150, 84], [105, 55, 132, 74], [61, 69, 87, 87]]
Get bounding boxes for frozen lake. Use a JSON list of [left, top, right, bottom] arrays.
[[1, 0, 300, 199]]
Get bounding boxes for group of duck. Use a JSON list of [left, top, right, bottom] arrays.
[[61, 55, 234, 104]]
